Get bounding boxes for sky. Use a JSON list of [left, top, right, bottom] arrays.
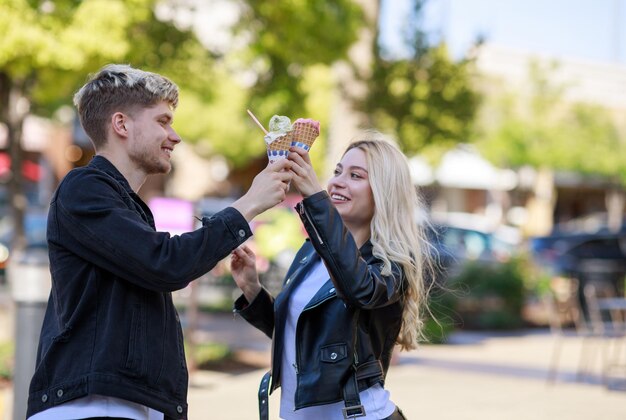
[[380, 0, 626, 65]]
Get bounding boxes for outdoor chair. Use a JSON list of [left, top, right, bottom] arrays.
[[583, 281, 626, 390], [546, 276, 586, 383]]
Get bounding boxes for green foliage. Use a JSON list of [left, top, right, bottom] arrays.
[[1, 0, 215, 116], [2, 0, 361, 167], [0, 341, 13, 381], [173, 78, 265, 168], [185, 340, 231, 369], [359, 6, 480, 156], [477, 61, 626, 183], [446, 258, 526, 330], [422, 287, 458, 344], [238, 0, 364, 120], [253, 207, 305, 261]]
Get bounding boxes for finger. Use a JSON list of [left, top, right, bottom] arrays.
[[232, 246, 247, 258], [276, 170, 293, 182], [289, 146, 312, 164], [288, 151, 306, 167], [239, 244, 252, 256], [267, 158, 291, 172], [289, 163, 304, 177]]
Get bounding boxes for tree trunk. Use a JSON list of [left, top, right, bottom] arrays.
[[605, 187, 624, 233], [0, 71, 28, 251], [524, 167, 555, 236], [327, 0, 380, 172]]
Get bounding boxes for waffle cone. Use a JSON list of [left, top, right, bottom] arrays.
[[266, 133, 292, 163], [290, 121, 319, 150]]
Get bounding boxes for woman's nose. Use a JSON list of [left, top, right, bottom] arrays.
[[329, 175, 347, 189]]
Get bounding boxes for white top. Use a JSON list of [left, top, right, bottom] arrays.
[[28, 394, 164, 420], [279, 259, 396, 419]]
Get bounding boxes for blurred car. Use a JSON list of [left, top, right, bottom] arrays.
[[426, 222, 520, 281], [0, 208, 49, 285], [529, 232, 626, 288]]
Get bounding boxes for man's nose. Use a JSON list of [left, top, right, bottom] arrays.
[[169, 126, 182, 143]]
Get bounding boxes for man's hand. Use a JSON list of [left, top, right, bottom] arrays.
[[231, 159, 293, 221]]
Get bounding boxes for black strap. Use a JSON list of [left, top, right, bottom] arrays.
[[258, 371, 271, 420], [341, 359, 384, 419], [257, 359, 383, 419]]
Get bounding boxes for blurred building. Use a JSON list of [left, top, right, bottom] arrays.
[[454, 44, 626, 235]]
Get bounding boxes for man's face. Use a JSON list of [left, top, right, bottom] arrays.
[[127, 101, 181, 175]]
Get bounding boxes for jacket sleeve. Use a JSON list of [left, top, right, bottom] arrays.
[[233, 288, 275, 339], [50, 169, 252, 292], [296, 191, 404, 309]]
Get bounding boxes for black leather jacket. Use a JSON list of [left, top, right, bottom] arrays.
[[27, 156, 252, 419], [235, 191, 405, 410]]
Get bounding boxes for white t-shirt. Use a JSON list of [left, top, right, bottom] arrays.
[[27, 394, 164, 420], [279, 259, 396, 419]]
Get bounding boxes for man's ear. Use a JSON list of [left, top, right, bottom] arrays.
[[111, 112, 129, 138]]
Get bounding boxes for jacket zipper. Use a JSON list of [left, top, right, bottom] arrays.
[[293, 295, 335, 375], [299, 205, 324, 245], [293, 292, 335, 408]]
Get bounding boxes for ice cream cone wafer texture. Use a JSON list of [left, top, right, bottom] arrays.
[[264, 115, 320, 164]]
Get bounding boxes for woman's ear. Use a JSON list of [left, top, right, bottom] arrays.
[[111, 112, 129, 138]]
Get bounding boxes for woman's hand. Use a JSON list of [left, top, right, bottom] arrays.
[[288, 147, 323, 198], [230, 245, 262, 302]]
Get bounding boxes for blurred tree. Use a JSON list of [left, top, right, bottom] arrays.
[[357, 0, 480, 157], [189, 0, 364, 173], [0, 0, 215, 249], [237, 0, 363, 120], [476, 61, 625, 234]]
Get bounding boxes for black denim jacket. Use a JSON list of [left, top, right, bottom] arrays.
[[27, 156, 252, 419], [235, 191, 405, 410]]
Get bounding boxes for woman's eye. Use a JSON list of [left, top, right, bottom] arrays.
[[351, 172, 361, 179], [333, 169, 341, 176]]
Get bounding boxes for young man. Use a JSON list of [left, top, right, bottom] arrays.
[[26, 64, 292, 420]]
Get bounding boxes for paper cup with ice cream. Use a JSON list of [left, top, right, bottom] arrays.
[[263, 115, 320, 164], [264, 115, 293, 164]]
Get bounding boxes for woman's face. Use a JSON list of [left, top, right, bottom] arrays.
[[327, 147, 375, 233]]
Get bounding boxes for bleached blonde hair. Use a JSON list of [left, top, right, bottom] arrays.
[[73, 64, 179, 149], [345, 133, 432, 350]]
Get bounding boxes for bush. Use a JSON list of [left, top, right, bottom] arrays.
[[0, 341, 13, 381], [422, 286, 459, 344], [448, 258, 526, 330], [186, 341, 232, 369]]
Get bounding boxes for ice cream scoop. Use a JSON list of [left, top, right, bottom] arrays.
[[263, 114, 320, 164], [264, 115, 293, 164]]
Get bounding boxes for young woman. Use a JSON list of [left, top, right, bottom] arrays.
[[231, 134, 432, 419]]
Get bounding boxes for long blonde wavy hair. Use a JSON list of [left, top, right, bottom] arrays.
[[344, 134, 432, 350]]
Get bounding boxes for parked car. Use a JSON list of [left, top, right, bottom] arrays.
[[530, 232, 626, 269], [529, 231, 626, 323], [0, 208, 49, 285], [426, 222, 520, 281]]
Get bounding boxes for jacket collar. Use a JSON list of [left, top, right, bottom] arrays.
[[359, 239, 374, 261], [89, 155, 135, 196]]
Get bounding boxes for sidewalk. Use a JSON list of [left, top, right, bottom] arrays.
[[2, 323, 625, 419], [184, 330, 625, 419]]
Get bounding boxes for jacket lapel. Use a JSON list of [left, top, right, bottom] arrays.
[[303, 278, 336, 310], [274, 246, 318, 312]]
